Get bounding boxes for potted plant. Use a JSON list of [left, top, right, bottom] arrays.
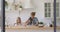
[[49, 21, 54, 27], [19, 5, 22, 8], [5, 1, 8, 7], [52, 21, 54, 27], [5, 1, 8, 9], [38, 22, 44, 27]]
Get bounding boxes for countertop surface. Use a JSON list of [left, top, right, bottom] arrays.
[[5, 26, 60, 30], [5, 26, 54, 30], [5, 26, 60, 32]]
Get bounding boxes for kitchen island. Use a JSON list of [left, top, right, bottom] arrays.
[[5, 26, 55, 32]]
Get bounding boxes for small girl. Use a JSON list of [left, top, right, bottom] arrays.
[[14, 17, 21, 26]]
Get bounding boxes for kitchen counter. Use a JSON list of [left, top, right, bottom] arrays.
[[5, 26, 60, 32], [5, 26, 54, 30]]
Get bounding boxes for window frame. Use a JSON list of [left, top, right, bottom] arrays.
[[44, 3, 51, 18], [56, 2, 60, 17]]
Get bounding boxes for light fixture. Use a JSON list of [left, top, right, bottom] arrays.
[[19, 2, 23, 11], [18, 2, 23, 16], [13, 0, 23, 16]]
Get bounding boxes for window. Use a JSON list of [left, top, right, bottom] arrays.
[[56, 2, 59, 17], [45, 3, 51, 17]]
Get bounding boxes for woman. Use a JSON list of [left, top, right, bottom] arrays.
[[14, 17, 21, 26], [25, 12, 39, 26]]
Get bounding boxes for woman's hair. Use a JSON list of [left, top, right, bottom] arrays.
[[18, 17, 20, 19], [17, 17, 21, 23], [31, 12, 36, 16]]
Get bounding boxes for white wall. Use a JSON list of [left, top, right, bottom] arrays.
[[6, 0, 54, 26], [56, 0, 60, 26]]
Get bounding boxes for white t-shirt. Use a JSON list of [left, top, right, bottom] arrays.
[[14, 23, 22, 26]]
